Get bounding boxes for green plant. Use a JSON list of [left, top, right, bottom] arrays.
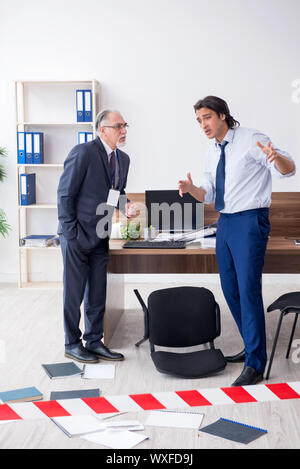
[[0, 147, 11, 238], [120, 221, 141, 240]]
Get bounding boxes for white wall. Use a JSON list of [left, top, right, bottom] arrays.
[[0, 0, 299, 281]]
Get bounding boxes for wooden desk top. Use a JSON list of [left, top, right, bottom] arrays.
[[109, 237, 300, 256]]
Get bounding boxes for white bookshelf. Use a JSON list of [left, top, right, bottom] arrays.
[[15, 79, 101, 289]]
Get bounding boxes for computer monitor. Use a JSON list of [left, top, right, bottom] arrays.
[[145, 190, 204, 232]]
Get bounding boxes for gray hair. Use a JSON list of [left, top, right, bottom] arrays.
[[95, 109, 120, 133]]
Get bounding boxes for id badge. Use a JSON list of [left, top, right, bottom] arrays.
[[107, 189, 120, 207]]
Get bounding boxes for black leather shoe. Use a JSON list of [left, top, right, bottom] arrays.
[[231, 366, 263, 386], [86, 342, 124, 361], [65, 343, 99, 364], [225, 349, 246, 363]]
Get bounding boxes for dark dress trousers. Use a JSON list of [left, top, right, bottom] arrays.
[[57, 137, 130, 348]]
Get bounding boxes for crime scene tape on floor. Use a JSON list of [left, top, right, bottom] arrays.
[[1, 381, 300, 422]]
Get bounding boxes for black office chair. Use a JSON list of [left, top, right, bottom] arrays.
[[134, 286, 227, 378], [265, 291, 300, 379]]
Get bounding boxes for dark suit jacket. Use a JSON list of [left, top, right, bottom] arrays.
[[57, 137, 130, 249]]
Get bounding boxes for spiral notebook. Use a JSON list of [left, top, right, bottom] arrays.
[[199, 418, 267, 444], [145, 410, 204, 429]]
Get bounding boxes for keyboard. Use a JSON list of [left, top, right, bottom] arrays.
[[122, 240, 186, 249]]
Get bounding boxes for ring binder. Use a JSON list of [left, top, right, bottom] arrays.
[[20, 173, 36, 206], [25, 132, 33, 164], [76, 90, 84, 122], [78, 132, 94, 144], [33, 132, 44, 164], [84, 90, 92, 121], [17, 132, 26, 164]]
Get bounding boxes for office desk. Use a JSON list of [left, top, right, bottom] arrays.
[[103, 236, 300, 344]]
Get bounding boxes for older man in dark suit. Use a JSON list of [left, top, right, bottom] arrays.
[[57, 109, 137, 363]]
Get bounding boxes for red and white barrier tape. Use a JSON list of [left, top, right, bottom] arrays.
[[1, 381, 300, 422]]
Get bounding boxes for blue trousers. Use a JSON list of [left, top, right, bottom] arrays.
[[216, 208, 270, 374], [60, 235, 109, 349]]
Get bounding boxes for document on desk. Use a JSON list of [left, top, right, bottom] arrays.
[[145, 410, 204, 429], [154, 224, 217, 242], [199, 236, 216, 248]]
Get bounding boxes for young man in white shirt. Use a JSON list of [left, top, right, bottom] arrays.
[[178, 96, 296, 386]]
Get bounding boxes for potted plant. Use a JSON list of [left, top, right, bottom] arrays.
[[120, 221, 141, 240], [0, 147, 11, 238]]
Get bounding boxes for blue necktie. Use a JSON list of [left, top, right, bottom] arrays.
[[215, 141, 228, 212]]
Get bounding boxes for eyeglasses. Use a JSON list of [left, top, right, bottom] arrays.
[[102, 123, 129, 130]]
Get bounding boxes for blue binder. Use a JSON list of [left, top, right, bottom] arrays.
[[78, 132, 86, 144], [84, 90, 92, 121], [78, 132, 94, 143], [17, 132, 26, 164], [25, 132, 33, 164], [33, 132, 44, 164], [20, 173, 36, 206], [76, 90, 84, 122]]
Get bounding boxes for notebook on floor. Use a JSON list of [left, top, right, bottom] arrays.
[[50, 388, 100, 400], [199, 417, 267, 444], [51, 414, 105, 438], [0, 386, 43, 404], [41, 362, 83, 379]]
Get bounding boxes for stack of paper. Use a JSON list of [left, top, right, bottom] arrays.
[[19, 235, 57, 247], [199, 236, 216, 248], [154, 223, 217, 242], [51, 414, 148, 449]]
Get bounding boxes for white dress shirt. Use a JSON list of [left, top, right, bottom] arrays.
[[200, 126, 296, 213]]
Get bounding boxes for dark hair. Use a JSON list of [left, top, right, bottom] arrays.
[[194, 96, 240, 129]]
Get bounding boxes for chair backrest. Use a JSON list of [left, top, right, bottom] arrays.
[[147, 286, 221, 347]]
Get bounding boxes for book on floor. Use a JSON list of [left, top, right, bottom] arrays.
[[0, 386, 43, 404], [42, 362, 83, 379], [50, 388, 100, 400]]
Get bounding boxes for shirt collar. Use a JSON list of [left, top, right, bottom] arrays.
[[214, 127, 235, 148], [100, 137, 115, 158]]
